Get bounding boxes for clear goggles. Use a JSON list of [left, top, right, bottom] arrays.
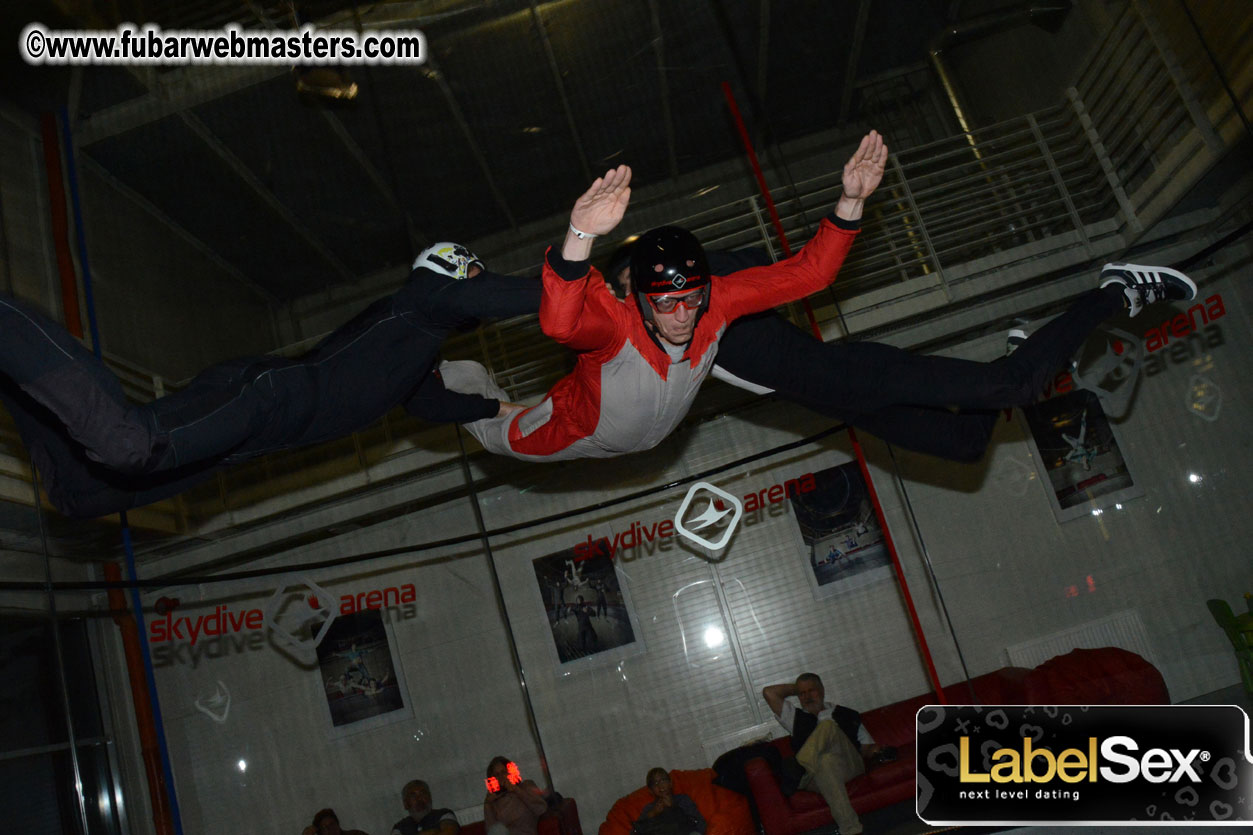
[[645, 286, 707, 314]]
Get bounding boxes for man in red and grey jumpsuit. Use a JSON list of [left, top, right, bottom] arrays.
[[443, 131, 888, 461]]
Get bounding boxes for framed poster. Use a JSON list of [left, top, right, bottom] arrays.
[[1018, 387, 1144, 523], [787, 461, 891, 599], [532, 546, 644, 673], [315, 609, 412, 736]]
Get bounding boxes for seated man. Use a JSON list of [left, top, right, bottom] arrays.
[[304, 807, 369, 835], [633, 768, 705, 835], [762, 673, 893, 835], [392, 780, 460, 835], [0, 243, 532, 517]]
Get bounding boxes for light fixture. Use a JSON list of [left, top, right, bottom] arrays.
[[703, 625, 725, 649], [295, 67, 359, 101]]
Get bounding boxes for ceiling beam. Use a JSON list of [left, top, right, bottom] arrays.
[[77, 154, 281, 305], [648, 0, 679, 182], [256, 2, 425, 255], [76, 66, 290, 145], [318, 109, 426, 250], [528, 1, 592, 184], [839, 0, 873, 123], [60, 0, 473, 147], [425, 55, 517, 228], [85, 59, 356, 293], [179, 111, 355, 287]]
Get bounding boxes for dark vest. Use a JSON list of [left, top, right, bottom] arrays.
[[393, 808, 455, 835], [791, 705, 862, 752]]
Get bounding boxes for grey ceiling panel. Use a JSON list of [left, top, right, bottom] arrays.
[[82, 115, 345, 299], [192, 75, 412, 276], [75, 67, 150, 120], [427, 8, 589, 230], [340, 64, 514, 245], [538, 1, 673, 183]]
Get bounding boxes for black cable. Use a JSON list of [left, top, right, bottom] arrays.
[[1, 422, 846, 593], [452, 424, 556, 793], [886, 444, 978, 704]]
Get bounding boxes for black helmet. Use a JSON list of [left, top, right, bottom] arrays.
[[629, 226, 710, 323]]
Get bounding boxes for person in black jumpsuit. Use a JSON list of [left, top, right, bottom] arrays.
[[0, 243, 539, 518]]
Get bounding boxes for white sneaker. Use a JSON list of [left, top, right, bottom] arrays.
[[1006, 328, 1028, 356], [1099, 263, 1197, 318]]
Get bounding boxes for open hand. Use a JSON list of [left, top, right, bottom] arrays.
[[569, 165, 632, 237], [497, 400, 527, 420], [841, 130, 887, 200]]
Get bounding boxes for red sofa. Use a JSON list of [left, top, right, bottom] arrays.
[[1022, 646, 1168, 704], [461, 798, 583, 835], [745, 647, 1167, 835]]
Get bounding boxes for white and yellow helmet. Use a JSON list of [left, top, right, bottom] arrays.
[[413, 242, 484, 280]]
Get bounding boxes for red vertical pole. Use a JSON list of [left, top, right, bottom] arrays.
[[719, 83, 824, 339], [720, 82, 792, 258], [39, 113, 83, 339], [104, 565, 176, 835], [40, 115, 179, 832], [720, 83, 948, 702]]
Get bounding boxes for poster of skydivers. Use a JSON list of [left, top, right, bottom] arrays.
[[532, 544, 644, 672], [1018, 387, 1143, 523], [787, 460, 891, 599], [315, 609, 411, 735]]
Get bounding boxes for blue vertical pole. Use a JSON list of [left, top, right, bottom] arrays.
[[59, 106, 185, 835]]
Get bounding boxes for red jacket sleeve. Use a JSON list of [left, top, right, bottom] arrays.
[[539, 247, 622, 352], [712, 218, 858, 320]]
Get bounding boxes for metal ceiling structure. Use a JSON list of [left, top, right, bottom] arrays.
[[4, 0, 954, 303]]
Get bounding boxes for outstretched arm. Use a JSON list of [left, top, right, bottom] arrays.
[[834, 130, 887, 222], [716, 131, 888, 317], [402, 373, 520, 423], [561, 165, 632, 261], [541, 167, 634, 350]]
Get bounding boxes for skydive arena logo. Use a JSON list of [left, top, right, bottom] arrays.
[[917, 705, 1253, 824], [674, 482, 743, 551]]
